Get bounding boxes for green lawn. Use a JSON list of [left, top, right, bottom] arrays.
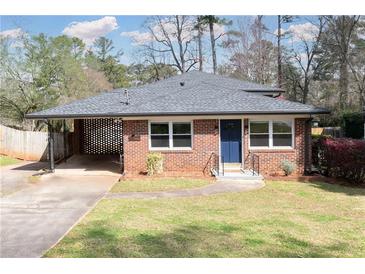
[[110, 177, 212, 193], [45, 180, 365, 258], [0, 155, 20, 166]]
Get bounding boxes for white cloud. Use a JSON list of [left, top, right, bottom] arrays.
[[121, 30, 154, 45], [62, 16, 118, 45], [0, 28, 24, 39], [121, 17, 194, 46], [273, 28, 286, 36], [121, 18, 226, 46], [287, 22, 319, 42]]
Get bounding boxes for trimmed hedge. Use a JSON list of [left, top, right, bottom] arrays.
[[313, 137, 365, 184]]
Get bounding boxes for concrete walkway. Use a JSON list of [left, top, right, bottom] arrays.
[[106, 180, 265, 199]]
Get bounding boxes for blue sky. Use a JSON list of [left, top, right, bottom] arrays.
[[1, 15, 312, 66]]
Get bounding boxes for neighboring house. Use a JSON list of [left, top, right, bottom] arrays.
[[27, 71, 329, 177]]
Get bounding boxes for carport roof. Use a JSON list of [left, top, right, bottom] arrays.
[[26, 71, 329, 119]]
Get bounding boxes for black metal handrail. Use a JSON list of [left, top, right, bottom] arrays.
[[208, 152, 224, 176], [251, 153, 260, 176], [221, 155, 224, 176]]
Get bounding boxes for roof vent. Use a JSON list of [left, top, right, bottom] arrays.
[[124, 89, 129, 105], [179, 81, 185, 87]]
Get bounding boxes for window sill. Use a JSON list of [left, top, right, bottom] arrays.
[[149, 148, 193, 153], [249, 148, 295, 153]]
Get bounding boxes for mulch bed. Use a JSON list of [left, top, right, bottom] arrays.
[[266, 174, 365, 188]]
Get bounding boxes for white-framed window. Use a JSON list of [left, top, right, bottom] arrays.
[[149, 121, 192, 150], [249, 120, 294, 149]]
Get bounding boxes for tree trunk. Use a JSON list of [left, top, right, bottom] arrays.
[[198, 27, 203, 71], [257, 16, 263, 84], [209, 22, 217, 74], [339, 58, 349, 110], [277, 15, 283, 88], [176, 16, 185, 73], [302, 82, 309, 104]]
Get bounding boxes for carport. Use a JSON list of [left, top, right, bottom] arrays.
[[44, 117, 123, 174]]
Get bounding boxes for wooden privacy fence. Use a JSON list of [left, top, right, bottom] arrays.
[[0, 124, 73, 161], [312, 127, 343, 138]]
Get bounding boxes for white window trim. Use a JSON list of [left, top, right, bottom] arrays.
[[148, 121, 193, 150], [249, 119, 294, 150]]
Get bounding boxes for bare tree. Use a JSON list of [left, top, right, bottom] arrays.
[[144, 16, 198, 73], [348, 24, 365, 107], [321, 16, 360, 110], [285, 17, 326, 104], [251, 16, 267, 83], [277, 16, 296, 88], [223, 18, 277, 84]]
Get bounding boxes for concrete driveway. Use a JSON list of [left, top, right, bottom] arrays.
[[0, 161, 48, 196], [0, 160, 119, 258]]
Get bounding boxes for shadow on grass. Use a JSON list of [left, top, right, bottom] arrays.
[[271, 233, 351, 258], [299, 180, 365, 196], [60, 222, 354, 258]]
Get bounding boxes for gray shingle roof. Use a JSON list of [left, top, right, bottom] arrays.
[[26, 71, 329, 119]]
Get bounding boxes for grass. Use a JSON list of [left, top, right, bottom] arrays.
[[110, 177, 212, 193], [45, 180, 365, 258], [0, 155, 20, 166]]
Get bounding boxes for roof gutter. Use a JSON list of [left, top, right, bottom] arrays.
[[25, 109, 331, 120]]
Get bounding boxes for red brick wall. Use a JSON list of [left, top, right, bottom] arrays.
[[123, 120, 149, 173], [243, 118, 311, 176], [123, 119, 219, 175], [123, 118, 311, 176]]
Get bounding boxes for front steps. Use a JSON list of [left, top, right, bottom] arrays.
[[223, 163, 242, 173], [212, 163, 263, 181], [216, 171, 263, 181]]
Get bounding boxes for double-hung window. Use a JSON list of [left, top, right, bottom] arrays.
[[150, 122, 169, 148], [272, 121, 293, 147], [150, 121, 192, 149], [249, 120, 293, 149], [172, 123, 192, 148], [249, 121, 270, 147]]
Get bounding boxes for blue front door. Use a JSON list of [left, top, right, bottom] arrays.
[[220, 120, 242, 163]]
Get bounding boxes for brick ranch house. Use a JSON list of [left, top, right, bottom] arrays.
[[27, 71, 329, 178]]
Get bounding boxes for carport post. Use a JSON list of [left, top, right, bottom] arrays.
[[63, 119, 67, 162], [47, 120, 55, 172]]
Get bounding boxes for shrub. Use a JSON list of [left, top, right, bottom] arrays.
[[146, 152, 164, 176], [313, 136, 365, 184], [281, 160, 296, 176], [342, 112, 364, 139]]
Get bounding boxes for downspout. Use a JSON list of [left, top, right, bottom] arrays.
[[304, 116, 313, 175], [120, 118, 124, 174]]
